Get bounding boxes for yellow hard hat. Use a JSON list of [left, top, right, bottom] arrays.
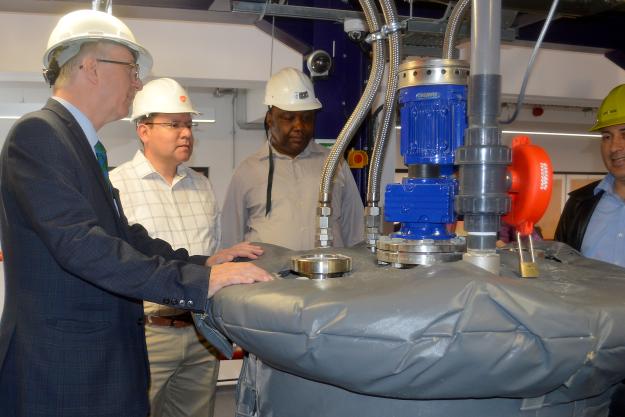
[[590, 84, 625, 131]]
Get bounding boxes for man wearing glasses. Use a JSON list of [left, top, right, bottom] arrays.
[[110, 78, 261, 417], [0, 10, 271, 417]]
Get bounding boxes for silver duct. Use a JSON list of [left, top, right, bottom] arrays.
[[362, 0, 402, 252], [315, 0, 386, 248], [442, 0, 471, 59], [92, 0, 112, 13]]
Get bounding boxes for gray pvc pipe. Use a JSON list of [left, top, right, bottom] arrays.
[[471, 0, 501, 75], [457, 0, 508, 258]]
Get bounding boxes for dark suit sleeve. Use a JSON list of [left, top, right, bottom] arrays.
[[126, 223, 208, 266], [4, 115, 209, 310]]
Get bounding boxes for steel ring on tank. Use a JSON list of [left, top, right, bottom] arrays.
[[377, 237, 466, 253], [376, 236, 466, 267], [377, 251, 464, 267], [398, 58, 469, 88], [291, 253, 352, 280]]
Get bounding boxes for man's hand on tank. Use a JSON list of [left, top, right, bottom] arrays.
[[206, 242, 264, 266], [208, 262, 273, 297]]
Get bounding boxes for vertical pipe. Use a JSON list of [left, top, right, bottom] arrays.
[[471, 1, 500, 76], [363, 0, 401, 252], [315, 0, 386, 248], [455, 0, 510, 274], [92, 0, 112, 13]]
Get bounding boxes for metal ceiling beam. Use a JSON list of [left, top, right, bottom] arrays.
[[499, 0, 625, 16], [232, 1, 517, 42], [422, 0, 625, 17], [231, 1, 365, 21], [0, 0, 257, 25]]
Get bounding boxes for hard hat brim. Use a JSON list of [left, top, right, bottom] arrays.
[[268, 100, 322, 112], [130, 110, 201, 123], [589, 117, 625, 132]]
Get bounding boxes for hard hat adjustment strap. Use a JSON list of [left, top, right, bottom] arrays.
[[265, 142, 274, 217]]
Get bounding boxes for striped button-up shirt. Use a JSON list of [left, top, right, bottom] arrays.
[[110, 150, 219, 315]]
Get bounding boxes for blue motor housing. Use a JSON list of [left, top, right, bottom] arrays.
[[398, 84, 467, 166], [385, 178, 457, 240], [385, 60, 468, 241]]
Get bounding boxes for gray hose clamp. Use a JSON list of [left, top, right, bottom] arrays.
[[365, 21, 403, 44]]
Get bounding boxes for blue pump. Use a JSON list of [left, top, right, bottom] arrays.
[[384, 60, 468, 241]]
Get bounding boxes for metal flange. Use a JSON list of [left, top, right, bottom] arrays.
[[291, 253, 352, 280], [376, 236, 466, 268]]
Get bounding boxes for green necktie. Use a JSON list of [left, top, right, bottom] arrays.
[[94, 140, 109, 182]]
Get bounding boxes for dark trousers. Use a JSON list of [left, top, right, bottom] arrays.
[[610, 382, 625, 417]]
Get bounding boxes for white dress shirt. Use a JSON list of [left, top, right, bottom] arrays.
[[221, 140, 364, 251], [110, 150, 220, 315]]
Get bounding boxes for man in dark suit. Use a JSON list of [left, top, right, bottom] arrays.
[[0, 9, 271, 417]]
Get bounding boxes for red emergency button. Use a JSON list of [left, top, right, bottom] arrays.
[[347, 149, 369, 168]]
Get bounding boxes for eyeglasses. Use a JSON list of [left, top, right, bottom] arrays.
[[97, 58, 140, 80], [143, 121, 198, 130]]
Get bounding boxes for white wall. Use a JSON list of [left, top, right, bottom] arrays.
[[458, 42, 625, 104], [0, 84, 266, 205], [0, 12, 302, 87]]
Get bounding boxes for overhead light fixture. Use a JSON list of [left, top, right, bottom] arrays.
[[501, 129, 600, 138]]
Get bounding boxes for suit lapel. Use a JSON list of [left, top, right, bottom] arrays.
[[43, 99, 126, 233]]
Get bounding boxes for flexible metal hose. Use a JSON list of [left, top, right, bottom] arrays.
[[365, 0, 401, 207], [317, 0, 386, 203], [442, 0, 471, 59]]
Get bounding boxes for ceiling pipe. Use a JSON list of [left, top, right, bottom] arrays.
[[420, 0, 620, 16], [92, 0, 112, 14]]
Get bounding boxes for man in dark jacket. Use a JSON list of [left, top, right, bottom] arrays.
[[554, 180, 602, 251], [555, 84, 625, 265], [555, 84, 625, 417]]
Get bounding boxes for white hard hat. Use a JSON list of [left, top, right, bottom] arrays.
[[43, 9, 152, 80], [263, 67, 322, 111], [130, 78, 200, 121]]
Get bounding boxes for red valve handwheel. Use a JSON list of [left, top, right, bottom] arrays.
[[502, 136, 553, 236]]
